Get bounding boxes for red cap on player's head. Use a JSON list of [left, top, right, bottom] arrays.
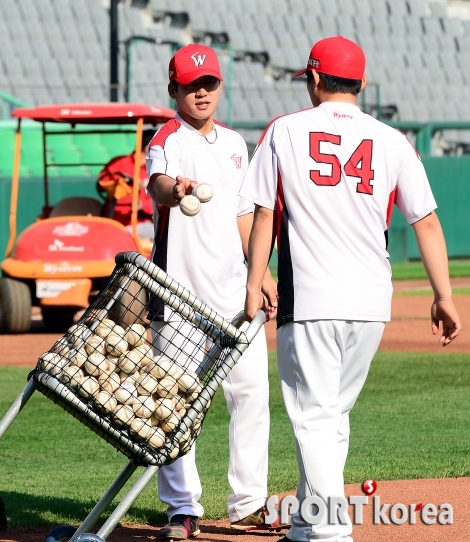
[[169, 44, 223, 85], [295, 36, 366, 80]]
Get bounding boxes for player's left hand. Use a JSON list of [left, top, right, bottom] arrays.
[[261, 269, 278, 321], [431, 298, 461, 346], [244, 290, 265, 322]]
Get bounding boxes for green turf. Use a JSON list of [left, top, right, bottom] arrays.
[[270, 260, 470, 282], [391, 259, 470, 281], [394, 287, 470, 296], [1, 351, 470, 528]]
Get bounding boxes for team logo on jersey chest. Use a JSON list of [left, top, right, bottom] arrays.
[[231, 154, 242, 169]]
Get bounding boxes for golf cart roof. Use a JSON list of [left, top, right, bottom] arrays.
[[12, 103, 176, 125]]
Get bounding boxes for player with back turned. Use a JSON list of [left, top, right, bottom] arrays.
[[241, 36, 461, 542], [145, 44, 286, 540]]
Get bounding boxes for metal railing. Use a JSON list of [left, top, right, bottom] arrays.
[[0, 91, 30, 120]]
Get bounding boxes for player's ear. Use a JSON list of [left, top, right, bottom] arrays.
[[311, 70, 321, 87], [168, 83, 177, 100], [360, 75, 367, 92]]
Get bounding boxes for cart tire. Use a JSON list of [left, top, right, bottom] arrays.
[[110, 279, 148, 327], [44, 524, 77, 542], [0, 278, 31, 333], [42, 309, 76, 333], [72, 534, 105, 542]]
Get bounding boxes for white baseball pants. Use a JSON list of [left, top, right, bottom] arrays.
[[151, 319, 270, 522], [277, 320, 385, 542]]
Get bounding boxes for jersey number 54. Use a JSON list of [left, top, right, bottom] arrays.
[[309, 132, 374, 195]]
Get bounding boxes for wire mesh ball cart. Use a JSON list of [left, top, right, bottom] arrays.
[[0, 251, 266, 542]]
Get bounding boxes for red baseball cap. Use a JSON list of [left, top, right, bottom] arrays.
[[168, 44, 223, 85], [295, 36, 365, 80]]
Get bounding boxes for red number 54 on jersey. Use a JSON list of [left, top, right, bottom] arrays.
[[309, 132, 374, 195]]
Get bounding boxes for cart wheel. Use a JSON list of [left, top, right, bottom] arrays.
[[41, 309, 76, 332], [44, 524, 77, 542], [0, 277, 31, 333], [72, 534, 105, 542]]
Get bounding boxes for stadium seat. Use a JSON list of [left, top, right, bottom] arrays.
[[370, 0, 388, 16], [422, 34, 440, 53], [441, 18, 463, 36], [354, 15, 374, 34], [61, 165, 91, 177], [285, 14, 303, 34], [408, 1, 428, 17], [387, 0, 408, 16], [389, 15, 407, 35], [22, 149, 45, 177], [52, 147, 82, 166], [430, 2, 447, 17], [405, 16, 424, 35], [336, 15, 356, 36], [101, 133, 134, 157]]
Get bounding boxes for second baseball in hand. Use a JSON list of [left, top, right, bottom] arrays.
[[180, 195, 200, 216], [192, 183, 213, 203]]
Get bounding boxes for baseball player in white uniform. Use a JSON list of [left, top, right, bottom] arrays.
[[146, 44, 284, 540], [241, 36, 461, 542]]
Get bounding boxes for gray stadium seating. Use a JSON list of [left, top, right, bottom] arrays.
[[0, 0, 468, 138]]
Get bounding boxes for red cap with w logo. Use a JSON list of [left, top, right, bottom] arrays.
[[169, 44, 223, 85]]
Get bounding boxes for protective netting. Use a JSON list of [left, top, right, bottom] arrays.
[[32, 252, 250, 467]]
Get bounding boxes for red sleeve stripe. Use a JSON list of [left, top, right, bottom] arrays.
[[275, 168, 286, 250], [214, 119, 233, 130], [149, 119, 181, 149], [386, 187, 397, 227]]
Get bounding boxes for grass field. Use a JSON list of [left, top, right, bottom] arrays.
[[1, 351, 470, 528], [391, 259, 470, 281], [269, 259, 470, 282], [395, 287, 470, 296], [269, 255, 470, 280]]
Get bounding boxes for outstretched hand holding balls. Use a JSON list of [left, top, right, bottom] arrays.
[[174, 175, 213, 217]]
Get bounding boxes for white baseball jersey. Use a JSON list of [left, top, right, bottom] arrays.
[[240, 102, 437, 325], [146, 113, 252, 320]]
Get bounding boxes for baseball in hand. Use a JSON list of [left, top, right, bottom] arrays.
[[180, 195, 201, 216], [192, 183, 213, 203]]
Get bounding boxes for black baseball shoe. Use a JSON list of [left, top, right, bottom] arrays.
[[230, 506, 291, 531], [159, 514, 200, 540]]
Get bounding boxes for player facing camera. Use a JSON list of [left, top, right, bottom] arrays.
[[145, 43, 281, 540], [167, 44, 223, 136]]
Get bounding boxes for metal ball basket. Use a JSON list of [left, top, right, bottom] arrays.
[[0, 251, 265, 542]]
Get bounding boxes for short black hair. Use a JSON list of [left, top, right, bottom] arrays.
[[306, 70, 362, 95], [170, 81, 179, 91]]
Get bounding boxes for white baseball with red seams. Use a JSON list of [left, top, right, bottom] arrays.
[[192, 182, 213, 203]]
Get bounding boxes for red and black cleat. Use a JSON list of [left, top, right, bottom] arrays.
[[159, 514, 201, 540], [230, 506, 291, 532]]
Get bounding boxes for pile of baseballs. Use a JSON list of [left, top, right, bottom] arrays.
[[180, 182, 213, 217], [38, 318, 203, 454]]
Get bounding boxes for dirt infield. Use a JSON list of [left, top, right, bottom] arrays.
[[1, 477, 468, 541], [0, 279, 469, 368]]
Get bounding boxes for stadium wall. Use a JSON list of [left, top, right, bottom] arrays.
[[1, 157, 469, 263], [389, 156, 470, 261]]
